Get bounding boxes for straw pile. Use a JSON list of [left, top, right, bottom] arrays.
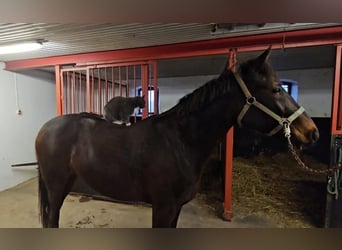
[[199, 152, 328, 228]]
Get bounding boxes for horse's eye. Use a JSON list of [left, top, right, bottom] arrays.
[[273, 87, 282, 94]]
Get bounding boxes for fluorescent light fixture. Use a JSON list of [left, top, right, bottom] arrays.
[[0, 41, 43, 55]]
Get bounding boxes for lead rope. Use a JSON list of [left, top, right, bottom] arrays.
[[327, 170, 340, 200], [327, 147, 342, 200], [285, 123, 342, 175], [285, 121, 342, 200]]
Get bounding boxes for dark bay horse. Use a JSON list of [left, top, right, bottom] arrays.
[[35, 47, 319, 228]]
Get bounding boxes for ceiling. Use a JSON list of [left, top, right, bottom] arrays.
[[0, 23, 339, 77], [158, 45, 336, 77]]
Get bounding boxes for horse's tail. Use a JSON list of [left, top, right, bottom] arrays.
[[38, 165, 49, 228]]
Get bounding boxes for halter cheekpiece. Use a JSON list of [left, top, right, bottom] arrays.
[[234, 72, 305, 136]]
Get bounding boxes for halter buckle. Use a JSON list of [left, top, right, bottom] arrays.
[[283, 121, 291, 138]]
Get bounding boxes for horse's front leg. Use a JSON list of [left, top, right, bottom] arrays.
[[152, 204, 182, 228]]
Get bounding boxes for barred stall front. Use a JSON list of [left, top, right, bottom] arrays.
[[57, 61, 159, 122]]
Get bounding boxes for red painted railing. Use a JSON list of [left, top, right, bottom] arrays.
[[331, 45, 342, 135], [56, 61, 158, 120]]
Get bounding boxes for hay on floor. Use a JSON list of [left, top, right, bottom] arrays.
[[199, 152, 328, 228]]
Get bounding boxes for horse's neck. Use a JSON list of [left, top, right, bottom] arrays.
[[178, 95, 239, 157]]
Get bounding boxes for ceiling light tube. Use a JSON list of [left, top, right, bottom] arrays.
[[0, 41, 43, 55]]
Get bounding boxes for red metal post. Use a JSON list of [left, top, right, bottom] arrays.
[[222, 48, 237, 221], [97, 68, 102, 114], [72, 71, 76, 113], [119, 67, 122, 97], [77, 71, 83, 112], [91, 68, 95, 112], [104, 67, 108, 104], [86, 68, 91, 112], [141, 64, 149, 119], [66, 71, 70, 114], [152, 61, 159, 115], [133, 65, 137, 97], [133, 65, 138, 123], [331, 45, 342, 134], [126, 66, 129, 97], [112, 67, 115, 98], [55, 65, 63, 115]]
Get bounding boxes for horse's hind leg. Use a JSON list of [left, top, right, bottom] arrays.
[[48, 178, 75, 228], [39, 168, 75, 228], [152, 204, 182, 228]]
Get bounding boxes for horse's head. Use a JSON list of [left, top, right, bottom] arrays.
[[235, 46, 319, 145]]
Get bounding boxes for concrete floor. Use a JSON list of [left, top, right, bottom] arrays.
[[0, 177, 279, 228]]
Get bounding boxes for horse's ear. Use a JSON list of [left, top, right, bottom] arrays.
[[255, 45, 272, 65]]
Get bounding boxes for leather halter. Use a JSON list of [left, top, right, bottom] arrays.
[[234, 72, 305, 136]]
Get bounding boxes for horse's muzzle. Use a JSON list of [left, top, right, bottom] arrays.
[[307, 128, 319, 144]]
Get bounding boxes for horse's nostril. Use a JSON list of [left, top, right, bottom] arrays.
[[310, 129, 320, 143]]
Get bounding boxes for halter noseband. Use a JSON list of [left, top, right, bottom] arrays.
[[234, 72, 305, 136]]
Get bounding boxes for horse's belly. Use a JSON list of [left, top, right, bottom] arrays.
[[74, 164, 144, 203]]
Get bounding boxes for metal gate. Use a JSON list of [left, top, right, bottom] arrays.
[[56, 60, 158, 120], [325, 44, 342, 227], [331, 45, 342, 135]]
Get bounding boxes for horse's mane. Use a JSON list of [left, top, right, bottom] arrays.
[[166, 69, 234, 117]]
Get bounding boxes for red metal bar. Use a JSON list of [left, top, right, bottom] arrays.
[[66, 71, 71, 114], [126, 65, 129, 97], [133, 65, 137, 97], [60, 72, 65, 115], [119, 67, 122, 96], [97, 68, 101, 114], [72, 71, 76, 113], [152, 61, 158, 115], [78, 60, 157, 68], [222, 48, 237, 221], [104, 67, 108, 104], [55, 65, 62, 115], [223, 128, 234, 221], [133, 65, 137, 123], [78, 70, 82, 112], [331, 45, 342, 134], [6, 26, 342, 71], [60, 66, 88, 72], [86, 68, 91, 112], [91, 69, 95, 112], [141, 64, 149, 119], [111, 67, 115, 98]]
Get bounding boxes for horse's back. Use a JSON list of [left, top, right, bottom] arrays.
[[37, 114, 77, 145]]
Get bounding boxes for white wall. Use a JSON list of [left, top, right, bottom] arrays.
[[278, 67, 334, 117], [158, 75, 215, 112], [158, 68, 334, 117], [0, 64, 56, 191]]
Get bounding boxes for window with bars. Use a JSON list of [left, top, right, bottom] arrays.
[[280, 79, 298, 101]]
